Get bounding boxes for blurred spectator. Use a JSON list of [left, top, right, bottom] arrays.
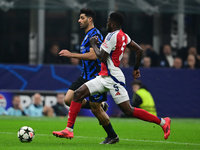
[[0, 107, 6, 115], [5, 95, 26, 116], [177, 47, 188, 63], [159, 44, 174, 67], [52, 93, 69, 116], [143, 44, 159, 67], [186, 54, 196, 69], [142, 56, 151, 68], [24, 93, 54, 117], [44, 43, 68, 64], [173, 57, 183, 69], [70, 57, 80, 65], [188, 46, 200, 68], [120, 52, 130, 68], [131, 80, 157, 116]]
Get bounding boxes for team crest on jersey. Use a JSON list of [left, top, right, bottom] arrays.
[[102, 42, 108, 49], [80, 46, 86, 53]]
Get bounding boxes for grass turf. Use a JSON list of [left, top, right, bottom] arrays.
[[0, 116, 200, 150]]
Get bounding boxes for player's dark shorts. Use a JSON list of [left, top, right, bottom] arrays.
[[69, 76, 107, 102]]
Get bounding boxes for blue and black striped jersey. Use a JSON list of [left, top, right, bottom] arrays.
[[80, 27, 103, 80]]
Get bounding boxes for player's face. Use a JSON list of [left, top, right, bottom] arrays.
[[106, 18, 113, 32], [78, 14, 89, 29]]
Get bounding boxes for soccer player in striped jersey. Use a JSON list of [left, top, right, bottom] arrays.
[[58, 8, 107, 111], [54, 12, 171, 144]]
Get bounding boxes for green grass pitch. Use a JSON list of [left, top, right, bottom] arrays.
[[0, 116, 200, 150]]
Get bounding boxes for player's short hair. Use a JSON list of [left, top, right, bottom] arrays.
[[80, 8, 96, 22], [109, 12, 124, 27]]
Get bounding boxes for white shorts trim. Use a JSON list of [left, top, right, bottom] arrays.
[[85, 76, 129, 104]]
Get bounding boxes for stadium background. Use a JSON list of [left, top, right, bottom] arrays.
[[0, 0, 200, 118]]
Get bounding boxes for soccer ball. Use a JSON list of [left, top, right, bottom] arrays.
[[17, 126, 35, 142]]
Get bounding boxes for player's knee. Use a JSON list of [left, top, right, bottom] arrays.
[[74, 90, 83, 103], [64, 97, 71, 106]]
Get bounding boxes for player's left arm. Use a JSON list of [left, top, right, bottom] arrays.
[[127, 40, 143, 79], [89, 36, 109, 62]]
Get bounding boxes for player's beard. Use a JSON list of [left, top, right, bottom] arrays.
[[80, 20, 89, 30]]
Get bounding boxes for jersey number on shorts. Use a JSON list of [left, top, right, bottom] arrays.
[[113, 84, 119, 91]]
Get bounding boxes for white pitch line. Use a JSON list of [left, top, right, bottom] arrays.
[[1, 132, 200, 146]]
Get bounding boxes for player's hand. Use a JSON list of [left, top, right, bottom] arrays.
[[89, 36, 98, 46], [133, 69, 141, 79], [59, 50, 72, 57]]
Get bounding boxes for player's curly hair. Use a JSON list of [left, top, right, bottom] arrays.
[[80, 8, 96, 22], [109, 12, 124, 28]]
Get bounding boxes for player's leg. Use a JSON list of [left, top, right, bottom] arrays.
[[90, 102, 119, 144], [87, 77, 119, 144], [64, 76, 92, 109], [117, 101, 171, 139], [65, 76, 108, 110], [64, 89, 88, 108], [52, 76, 109, 139], [52, 83, 90, 139], [109, 80, 171, 140]]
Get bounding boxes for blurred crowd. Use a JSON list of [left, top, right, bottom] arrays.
[[121, 43, 200, 69], [44, 43, 200, 70], [0, 93, 69, 117]]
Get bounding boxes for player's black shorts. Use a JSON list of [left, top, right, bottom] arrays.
[[69, 76, 107, 102]]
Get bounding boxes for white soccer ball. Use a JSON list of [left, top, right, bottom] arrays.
[[17, 126, 35, 142]]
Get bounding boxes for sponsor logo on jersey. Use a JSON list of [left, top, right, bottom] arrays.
[[115, 91, 121, 96]]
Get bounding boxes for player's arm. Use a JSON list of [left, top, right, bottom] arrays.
[[127, 40, 143, 79], [58, 48, 97, 60], [89, 36, 109, 62]]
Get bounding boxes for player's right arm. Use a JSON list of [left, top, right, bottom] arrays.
[[59, 48, 97, 60], [89, 36, 109, 62]]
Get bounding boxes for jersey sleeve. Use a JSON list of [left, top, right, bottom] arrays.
[[126, 33, 131, 45], [100, 33, 116, 54]]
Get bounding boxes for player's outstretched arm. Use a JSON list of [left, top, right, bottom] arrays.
[[127, 41, 143, 79], [58, 49, 97, 60], [90, 36, 109, 62]]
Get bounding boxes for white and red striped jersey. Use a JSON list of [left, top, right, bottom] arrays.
[[99, 29, 131, 85]]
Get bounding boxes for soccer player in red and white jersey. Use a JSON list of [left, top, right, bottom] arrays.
[[53, 12, 171, 144]]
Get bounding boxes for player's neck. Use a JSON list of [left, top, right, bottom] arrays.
[[111, 27, 121, 32], [85, 23, 94, 33]]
